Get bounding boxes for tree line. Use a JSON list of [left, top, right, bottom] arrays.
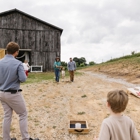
[[61, 57, 96, 67]]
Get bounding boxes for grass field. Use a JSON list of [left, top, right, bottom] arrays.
[[23, 70, 82, 84]]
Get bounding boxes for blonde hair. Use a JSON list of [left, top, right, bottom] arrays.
[[62, 67, 65, 70], [107, 90, 128, 113]]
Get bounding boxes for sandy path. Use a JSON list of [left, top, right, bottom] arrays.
[[0, 71, 140, 140]]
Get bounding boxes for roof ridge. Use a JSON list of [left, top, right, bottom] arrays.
[[0, 8, 63, 34]]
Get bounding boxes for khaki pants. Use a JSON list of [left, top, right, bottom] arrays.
[[69, 71, 74, 82], [0, 91, 29, 140]]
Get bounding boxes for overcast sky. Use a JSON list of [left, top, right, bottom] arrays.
[[1, 0, 140, 63]]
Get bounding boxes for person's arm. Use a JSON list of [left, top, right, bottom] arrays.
[[60, 62, 62, 69], [54, 62, 61, 68], [18, 63, 27, 82], [53, 62, 57, 68], [27, 63, 30, 69], [57, 62, 62, 68], [97, 121, 110, 140], [130, 119, 140, 140]]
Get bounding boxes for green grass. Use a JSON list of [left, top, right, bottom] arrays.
[[106, 52, 140, 63], [81, 95, 87, 98], [77, 112, 86, 115], [87, 52, 140, 67], [102, 56, 140, 67], [70, 52, 140, 74], [22, 72, 54, 84], [22, 70, 82, 84]]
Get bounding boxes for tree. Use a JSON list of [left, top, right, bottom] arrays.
[[79, 57, 86, 65], [76, 62, 79, 67], [73, 57, 80, 66], [61, 61, 67, 67], [89, 61, 96, 65], [73, 57, 79, 63], [80, 63, 85, 67], [73, 57, 87, 67], [131, 51, 135, 55]]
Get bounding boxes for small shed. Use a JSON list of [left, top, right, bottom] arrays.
[[0, 8, 63, 71]]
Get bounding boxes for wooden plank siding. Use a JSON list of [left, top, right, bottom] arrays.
[[0, 9, 63, 71]]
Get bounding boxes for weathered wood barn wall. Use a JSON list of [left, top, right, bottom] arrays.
[[0, 9, 63, 71]]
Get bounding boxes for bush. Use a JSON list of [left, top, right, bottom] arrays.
[[89, 61, 95, 65], [80, 63, 85, 67]]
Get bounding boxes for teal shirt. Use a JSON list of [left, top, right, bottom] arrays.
[[53, 61, 61, 70]]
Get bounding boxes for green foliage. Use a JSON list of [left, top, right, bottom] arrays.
[[81, 95, 87, 98], [79, 57, 86, 64], [53, 126, 56, 129], [73, 57, 79, 63], [61, 61, 67, 67], [77, 112, 85, 115], [80, 63, 85, 67], [131, 51, 135, 55], [76, 62, 79, 67], [89, 61, 96, 65], [73, 57, 87, 67]]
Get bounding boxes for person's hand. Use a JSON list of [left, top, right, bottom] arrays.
[[56, 65, 60, 68]]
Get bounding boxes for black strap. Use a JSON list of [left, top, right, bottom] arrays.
[[0, 89, 22, 93], [74, 129, 84, 133]]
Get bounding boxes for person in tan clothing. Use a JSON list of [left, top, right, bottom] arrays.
[[94, 90, 140, 140], [67, 58, 76, 82]]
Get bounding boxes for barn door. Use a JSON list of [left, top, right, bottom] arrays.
[[0, 49, 5, 59]]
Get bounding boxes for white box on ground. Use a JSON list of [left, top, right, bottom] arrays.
[[31, 65, 43, 72]]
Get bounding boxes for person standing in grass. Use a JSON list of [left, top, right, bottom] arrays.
[[67, 57, 76, 82], [53, 57, 62, 82], [94, 90, 140, 140], [23, 60, 30, 77]]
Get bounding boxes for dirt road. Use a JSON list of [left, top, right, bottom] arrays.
[[0, 71, 140, 140]]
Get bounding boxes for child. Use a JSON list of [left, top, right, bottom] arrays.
[[94, 90, 140, 140], [23, 60, 30, 77], [61, 67, 65, 79]]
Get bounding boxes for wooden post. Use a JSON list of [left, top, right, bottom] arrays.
[[0, 49, 5, 59]]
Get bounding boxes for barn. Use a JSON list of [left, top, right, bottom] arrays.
[[0, 8, 63, 71]]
